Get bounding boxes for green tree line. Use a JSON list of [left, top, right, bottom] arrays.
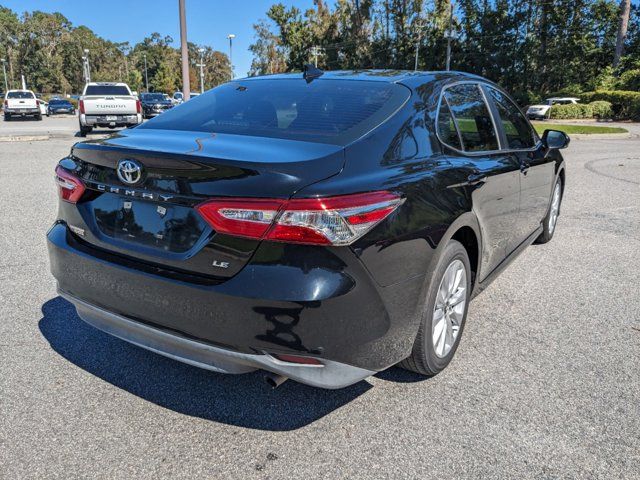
[[249, 0, 640, 103], [0, 6, 231, 94]]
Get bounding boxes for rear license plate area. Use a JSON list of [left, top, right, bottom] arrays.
[[106, 115, 118, 121], [115, 199, 175, 249], [91, 194, 205, 253]]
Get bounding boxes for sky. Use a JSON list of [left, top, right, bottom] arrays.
[[2, 0, 318, 77]]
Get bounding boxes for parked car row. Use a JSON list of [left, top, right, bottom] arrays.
[[2, 85, 197, 125]]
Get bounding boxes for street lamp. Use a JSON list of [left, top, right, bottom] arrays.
[[143, 53, 149, 92], [1, 59, 8, 92], [84, 49, 91, 83], [197, 48, 205, 93], [227, 34, 235, 80]]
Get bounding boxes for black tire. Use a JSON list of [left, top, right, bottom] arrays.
[[78, 122, 92, 137], [535, 178, 563, 244], [399, 240, 472, 376], [3, 113, 10, 121], [36, 114, 42, 121]]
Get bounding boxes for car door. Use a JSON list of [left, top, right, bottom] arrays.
[[438, 83, 521, 280], [484, 86, 555, 249]]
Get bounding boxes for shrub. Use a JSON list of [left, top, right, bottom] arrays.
[[588, 100, 613, 119], [579, 90, 640, 120], [617, 69, 640, 91], [549, 103, 593, 119]]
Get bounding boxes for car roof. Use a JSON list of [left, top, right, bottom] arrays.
[[85, 82, 128, 86], [240, 69, 485, 84], [7, 89, 34, 93], [546, 97, 580, 101]]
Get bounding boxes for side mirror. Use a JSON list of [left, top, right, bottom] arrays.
[[542, 129, 570, 149]]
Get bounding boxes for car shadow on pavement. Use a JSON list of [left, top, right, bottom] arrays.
[[38, 296, 372, 431]]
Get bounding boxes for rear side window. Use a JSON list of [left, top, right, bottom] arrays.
[[84, 85, 130, 96], [437, 100, 462, 150], [7, 91, 35, 99], [140, 79, 410, 145], [441, 84, 499, 152], [487, 87, 536, 149]]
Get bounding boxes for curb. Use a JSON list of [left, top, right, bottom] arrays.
[[0, 135, 51, 142], [570, 133, 631, 140]]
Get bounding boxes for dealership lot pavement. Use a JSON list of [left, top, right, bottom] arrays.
[[1, 124, 639, 478]]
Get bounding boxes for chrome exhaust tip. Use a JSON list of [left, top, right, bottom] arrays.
[[264, 372, 288, 388]]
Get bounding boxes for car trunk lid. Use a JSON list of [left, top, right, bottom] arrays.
[[65, 128, 344, 279]]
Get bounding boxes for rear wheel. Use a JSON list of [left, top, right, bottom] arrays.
[[535, 178, 562, 244], [3, 113, 10, 121], [400, 240, 471, 376], [78, 121, 92, 137], [36, 114, 42, 121]]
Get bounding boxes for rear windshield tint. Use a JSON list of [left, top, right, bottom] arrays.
[[7, 91, 35, 99], [84, 85, 130, 96], [140, 79, 410, 145]]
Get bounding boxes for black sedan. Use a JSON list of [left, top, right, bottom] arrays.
[[48, 69, 568, 389], [47, 99, 75, 115], [140, 92, 173, 119]]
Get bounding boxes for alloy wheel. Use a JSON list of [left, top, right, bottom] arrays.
[[431, 259, 467, 358], [548, 182, 561, 234]]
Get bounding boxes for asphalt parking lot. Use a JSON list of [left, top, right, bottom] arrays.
[[1, 119, 639, 478]]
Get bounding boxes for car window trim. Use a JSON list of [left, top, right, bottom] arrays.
[[435, 80, 542, 156]]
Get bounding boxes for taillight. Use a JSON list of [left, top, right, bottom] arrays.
[[79, 100, 85, 114], [196, 191, 404, 246], [3, 100, 7, 108], [54, 165, 85, 203], [136, 100, 141, 114]]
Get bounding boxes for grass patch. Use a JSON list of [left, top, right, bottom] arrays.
[[531, 122, 628, 135]]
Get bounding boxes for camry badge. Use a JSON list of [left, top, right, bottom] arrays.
[[117, 159, 143, 185]]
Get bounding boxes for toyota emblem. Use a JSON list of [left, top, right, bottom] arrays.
[[117, 159, 143, 185]]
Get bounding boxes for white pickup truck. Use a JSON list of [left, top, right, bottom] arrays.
[[3, 89, 41, 121], [79, 82, 142, 136]]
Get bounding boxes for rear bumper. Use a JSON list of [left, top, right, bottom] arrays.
[[60, 290, 375, 389], [5, 108, 39, 115], [81, 113, 142, 127], [47, 222, 422, 386]]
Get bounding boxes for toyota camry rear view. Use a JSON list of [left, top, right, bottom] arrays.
[[48, 69, 568, 389]]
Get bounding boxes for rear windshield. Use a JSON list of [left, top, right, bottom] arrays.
[[7, 91, 35, 99], [50, 99, 71, 105], [140, 79, 410, 145], [84, 85, 130, 96], [141, 93, 165, 101]]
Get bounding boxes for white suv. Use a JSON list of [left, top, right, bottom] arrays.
[[526, 97, 580, 120]]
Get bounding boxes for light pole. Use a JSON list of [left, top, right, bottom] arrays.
[[445, 1, 455, 71], [143, 53, 149, 92], [84, 49, 91, 83], [179, 0, 190, 101], [414, 19, 423, 71], [197, 48, 205, 93], [1, 59, 8, 92], [227, 34, 235, 80]]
